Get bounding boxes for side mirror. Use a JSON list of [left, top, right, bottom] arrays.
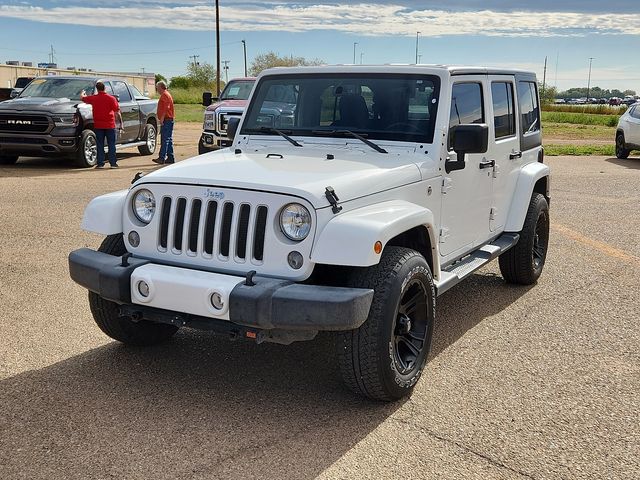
[[227, 116, 241, 141], [446, 124, 489, 173], [9, 89, 19, 99], [202, 91, 218, 107]]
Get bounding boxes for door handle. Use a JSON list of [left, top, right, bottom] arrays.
[[479, 160, 495, 169], [509, 151, 522, 160]]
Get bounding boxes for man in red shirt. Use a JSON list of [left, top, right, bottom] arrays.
[[153, 80, 175, 165], [81, 81, 123, 168]]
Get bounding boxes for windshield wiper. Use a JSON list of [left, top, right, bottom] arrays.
[[311, 129, 387, 154], [245, 127, 302, 147]]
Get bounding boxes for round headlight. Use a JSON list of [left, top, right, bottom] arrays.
[[280, 203, 311, 241], [133, 189, 156, 224]]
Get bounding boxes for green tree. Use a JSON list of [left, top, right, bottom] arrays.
[[539, 83, 557, 104], [187, 62, 216, 87], [623, 89, 637, 96], [155, 73, 167, 84], [169, 76, 191, 89], [249, 52, 324, 76]]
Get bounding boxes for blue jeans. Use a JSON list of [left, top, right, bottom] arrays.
[[95, 128, 117, 167], [159, 119, 175, 163]]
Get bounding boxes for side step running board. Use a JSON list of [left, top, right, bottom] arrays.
[[101, 141, 147, 152], [435, 233, 520, 296]]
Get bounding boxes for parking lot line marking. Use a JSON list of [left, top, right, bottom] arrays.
[[552, 223, 640, 266]]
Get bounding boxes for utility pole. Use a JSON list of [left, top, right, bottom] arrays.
[[222, 60, 230, 83], [241, 40, 247, 77], [418, 54, 422, 64], [542, 56, 547, 99], [189, 55, 200, 67], [587, 57, 594, 100], [415, 32, 420, 64], [215, 0, 221, 97], [353, 42, 358, 64], [554, 52, 559, 88], [49, 45, 55, 65], [360, 52, 364, 65]]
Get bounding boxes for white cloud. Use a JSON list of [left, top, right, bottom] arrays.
[[0, 3, 639, 37]]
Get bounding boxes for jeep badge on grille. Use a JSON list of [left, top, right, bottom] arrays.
[[205, 189, 225, 200]]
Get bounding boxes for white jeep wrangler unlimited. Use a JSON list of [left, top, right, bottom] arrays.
[[69, 66, 550, 401]]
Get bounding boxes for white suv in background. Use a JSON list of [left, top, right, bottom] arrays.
[[616, 103, 640, 159]]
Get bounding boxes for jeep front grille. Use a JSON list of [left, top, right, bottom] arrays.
[[158, 196, 268, 263]]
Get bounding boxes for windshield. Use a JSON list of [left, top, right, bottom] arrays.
[[19, 78, 96, 100], [241, 74, 440, 144], [220, 80, 255, 101]]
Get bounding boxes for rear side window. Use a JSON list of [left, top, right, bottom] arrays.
[[491, 82, 515, 138], [113, 81, 132, 102], [630, 106, 640, 119], [518, 81, 540, 134], [449, 83, 484, 149]]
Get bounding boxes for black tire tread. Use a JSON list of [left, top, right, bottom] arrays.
[[89, 234, 178, 346], [616, 133, 630, 160], [337, 247, 431, 401], [499, 193, 549, 285], [138, 123, 156, 156], [75, 129, 97, 168]]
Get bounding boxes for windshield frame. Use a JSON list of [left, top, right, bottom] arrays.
[[241, 73, 441, 144], [18, 78, 96, 100], [220, 80, 256, 101]]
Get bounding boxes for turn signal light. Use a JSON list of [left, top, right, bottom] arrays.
[[374, 241, 383, 254]]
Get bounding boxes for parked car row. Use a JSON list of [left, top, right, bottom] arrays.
[[555, 96, 638, 106]]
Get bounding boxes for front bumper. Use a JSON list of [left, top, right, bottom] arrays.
[[200, 131, 232, 150], [0, 133, 77, 155], [69, 248, 373, 333]]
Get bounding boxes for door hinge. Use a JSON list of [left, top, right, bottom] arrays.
[[441, 177, 453, 194], [490, 207, 497, 221], [439, 227, 450, 243], [492, 164, 499, 178]]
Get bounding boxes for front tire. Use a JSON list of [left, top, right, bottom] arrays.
[[499, 193, 550, 285], [0, 154, 18, 165], [138, 123, 157, 156], [337, 247, 435, 401], [616, 133, 630, 159], [75, 129, 98, 167], [89, 234, 179, 346], [198, 137, 210, 155]]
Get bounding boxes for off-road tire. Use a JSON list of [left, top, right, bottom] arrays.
[[616, 133, 630, 159], [0, 155, 18, 165], [138, 123, 157, 156], [88, 234, 179, 345], [75, 129, 98, 167], [499, 193, 550, 285], [337, 247, 436, 401]]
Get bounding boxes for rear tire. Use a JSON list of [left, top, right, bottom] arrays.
[[138, 123, 157, 156], [616, 133, 630, 159], [499, 193, 550, 285], [337, 247, 435, 401], [75, 129, 98, 167], [89, 234, 179, 346], [0, 154, 18, 165]]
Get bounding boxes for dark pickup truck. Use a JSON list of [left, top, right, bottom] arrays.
[[0, 77, 34, 102], [0, 76, 158, 167]]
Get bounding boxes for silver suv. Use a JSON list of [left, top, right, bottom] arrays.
[[616, 103, 640, 159]]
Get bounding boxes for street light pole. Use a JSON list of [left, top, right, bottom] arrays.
[[215, 0, 221, 98], [415, 31, 420, 64], [587, 57, 594, 100], [241, 40, 247, 77], [353, 42, 358, 64]]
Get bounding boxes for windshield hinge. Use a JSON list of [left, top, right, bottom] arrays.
[[441, 177, 453, 195], [325, 186, 343, 214]]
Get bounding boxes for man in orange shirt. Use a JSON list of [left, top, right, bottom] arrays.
[[81, 81, 124, 168], [153, 81, 175, 165]]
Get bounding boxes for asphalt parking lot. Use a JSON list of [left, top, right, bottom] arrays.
[[0, 127, 638, 479]]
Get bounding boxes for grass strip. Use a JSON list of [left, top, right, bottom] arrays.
[[542, 111, 620, 127], [545, 144, 616, 156]]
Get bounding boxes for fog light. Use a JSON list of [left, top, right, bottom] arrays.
[[128, 231, 140, 247], [210, 292, 224, 310], [287, 251, 304, 270], [138, 280, 150, 298], [205, 135, 213, 144]]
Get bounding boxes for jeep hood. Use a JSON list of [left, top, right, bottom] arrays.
[[140, 148, 422, 209]]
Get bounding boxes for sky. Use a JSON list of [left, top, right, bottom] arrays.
[[0, 1, 639, 92]]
